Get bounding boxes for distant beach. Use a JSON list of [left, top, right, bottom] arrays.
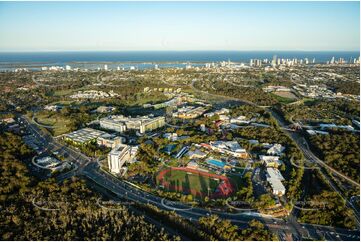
[[0, 50, 359, 71]]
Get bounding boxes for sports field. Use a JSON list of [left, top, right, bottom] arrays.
[[156, 167, 235, 198]]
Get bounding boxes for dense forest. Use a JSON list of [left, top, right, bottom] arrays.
[[0, 132, 174, 240], [328, 80, 360, 95], [0, 131, 277, 240], [308, 132, 360, 182], [198, 215, 276, 241], [281, 99, 359, 125], [298, 191, 356, 229], [193, 78, 278, 106]]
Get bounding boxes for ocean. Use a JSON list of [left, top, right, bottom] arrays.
[[0, 51, 359, 71]]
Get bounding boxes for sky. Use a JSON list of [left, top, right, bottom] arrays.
[[0, 1, 359, 51]]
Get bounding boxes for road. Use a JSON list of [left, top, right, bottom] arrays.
[[19, 101, 360, 240], [274, 110, 359, 187], [18, 115, 91, 178], [269, 109, 360, 227], [190, 79, 361, 235], [191, 78, 360, 223], [80, 161, 359, 241]]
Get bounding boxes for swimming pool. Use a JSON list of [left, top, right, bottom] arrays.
[[207, 159, 226, 168]]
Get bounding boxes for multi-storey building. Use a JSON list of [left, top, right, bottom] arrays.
[[173, 106, 207, 119], [100, 117, 127, 132], [205, 141, 249, 158], [64, 128, 108, 145], [266, 168, 286, 196], [97, 134, 125, 148], [108, 144, 131, 173], [100, 115, 165, 134]]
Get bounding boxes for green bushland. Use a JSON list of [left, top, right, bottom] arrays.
[[0, 131, 176, 241]]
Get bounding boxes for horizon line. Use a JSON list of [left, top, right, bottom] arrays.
[[0, 49, 360, 53]]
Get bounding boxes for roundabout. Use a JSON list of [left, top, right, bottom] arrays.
[[225, 199, 257, 212], [290, 200, 327, 212], [161, 198, 194, 211], [32, 197, 62, 211], [32, 153, 78, 172], [96, 198, 134, 211]]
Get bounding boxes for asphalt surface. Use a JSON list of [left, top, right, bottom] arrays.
[[269, 109, 361, 228], [19, 113, 361, 241]]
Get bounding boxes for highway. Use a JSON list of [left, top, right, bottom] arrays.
[[272, 110, 359, 187], [192, 77, 359, 186], [269, 109, 361, 227], [191, 78, 360, 226], [81, 162, 360, 241], [189, 79, 361, 237], [19, 110, 360, 241]]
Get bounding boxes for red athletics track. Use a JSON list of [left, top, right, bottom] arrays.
[[156, 167, 235, 198]]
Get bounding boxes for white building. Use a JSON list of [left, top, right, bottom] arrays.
[[64, 128, 108, 145], [204, 108, 229, 118], [65, 65, 71, 71], [104, 64, 108, 71], [97, 134, 125, 148], [267, 144, 285, 156], [163, 133, 178, 141], [96, 106, 116, 113], [129, 146, 139, 163], [70, 90, 119, 99], [44, 104, 62, 112], [230, 115, 251, 124], [36, 156, 61, 169], [100, 115, 165, 134], [173, 106, 207, 119], [209, 141, 248, 158], [260, 155, 282, 168], [108, 144, 131, 173], [100, 117, 127, 133], [219, 114, 230, 122], [266, 168, 286, 196]]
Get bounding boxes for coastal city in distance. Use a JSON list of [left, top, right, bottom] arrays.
[[1, 52, 360, 241], [0, 1, 360, 242]]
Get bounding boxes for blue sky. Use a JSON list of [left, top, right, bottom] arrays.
[[0, 1, 359, 51]]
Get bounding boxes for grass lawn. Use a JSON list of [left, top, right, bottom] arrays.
[[273, 91, 298, 99], [53, 89, 76, 96], [133, 93, 169, 106], [157, 169, 221, 198], [35, 113, 73, 136], [271, 92, 297, 104]]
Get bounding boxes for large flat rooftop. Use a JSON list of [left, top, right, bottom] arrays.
[[65, 128, 108, 144]]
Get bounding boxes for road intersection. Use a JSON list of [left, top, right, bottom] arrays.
[[19, 111, 360, 241]]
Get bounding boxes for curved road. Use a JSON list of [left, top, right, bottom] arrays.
[[192, 78, 359, 187], [21, 75, 361, 240], [81, 161, 359, 241], [191, 78, 360, 228]]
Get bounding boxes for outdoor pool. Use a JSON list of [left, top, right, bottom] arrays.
[[207, 159, 226, 168]]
